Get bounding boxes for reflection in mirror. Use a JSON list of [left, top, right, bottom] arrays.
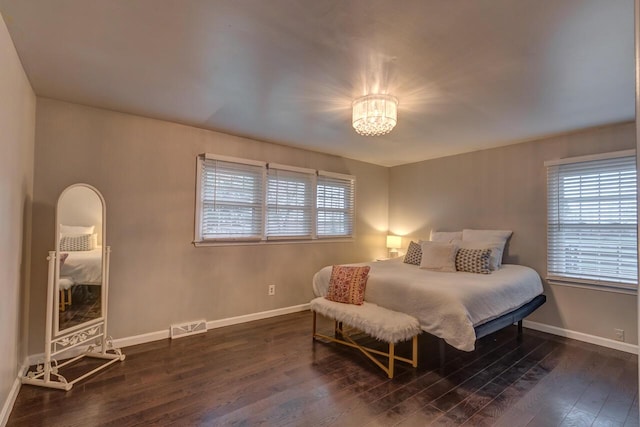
[[55, 184, 104, 335]]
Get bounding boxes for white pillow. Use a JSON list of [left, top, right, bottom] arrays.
[[461, 229, 513, 268], [462, 229, 512, 242], [60, 224, 95, 235], [419, 241, 458, 272], [452, 239, 503, 270], [430, 230, 462, 243]]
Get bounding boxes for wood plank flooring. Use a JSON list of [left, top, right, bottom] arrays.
[[8, 311, 638, 426]]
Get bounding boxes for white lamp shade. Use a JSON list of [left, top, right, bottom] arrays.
[[386, 235, 402, 249]]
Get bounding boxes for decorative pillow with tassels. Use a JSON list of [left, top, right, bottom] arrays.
[[326, 265, 371, 305]]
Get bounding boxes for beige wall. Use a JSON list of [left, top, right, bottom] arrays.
[[0, 13, 35, 418], [29, 98, 389, 353], [389, 122, 638, 344]]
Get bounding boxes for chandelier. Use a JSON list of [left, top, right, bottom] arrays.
[[352, 94, 398, 136]]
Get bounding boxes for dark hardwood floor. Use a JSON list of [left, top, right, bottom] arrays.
[[8, 311, 638, 426]]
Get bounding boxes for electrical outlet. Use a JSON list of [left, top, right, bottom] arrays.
[[268, 284, 276, 296], [614, 328, 625, 342]]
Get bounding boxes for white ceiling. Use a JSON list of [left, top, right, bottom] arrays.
[[0, 0, 634, 166]]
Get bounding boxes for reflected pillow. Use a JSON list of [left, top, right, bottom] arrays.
[[60, 224, 95, 235], [419, 241, 458, 272], [59, 252, 69, 267], [326, 265, 371, 305], [60, 234, 93, 251], [403, 241, 422, 265], [455, 248, 491, 274]]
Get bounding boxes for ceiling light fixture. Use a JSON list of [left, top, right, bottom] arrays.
[[352, 94, 398, 136]]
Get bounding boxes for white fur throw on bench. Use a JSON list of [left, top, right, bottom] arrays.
[[310, 297, 421, 344]]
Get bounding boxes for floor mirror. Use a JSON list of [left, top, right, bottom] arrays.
[[22, 183, 125, 391]]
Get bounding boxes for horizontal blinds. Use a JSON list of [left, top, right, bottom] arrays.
[[200, 158, 265, 240], [266, 167, 314, 238], [317, 172, 355, 237], [547, 154, 637, 288]]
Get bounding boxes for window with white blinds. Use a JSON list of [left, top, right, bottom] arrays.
[[197, 156, 265, 241], [317, 172, 355, 238], [546, 151, 637, 291], [195, 155, 355, 243], [266, 165, 314, 239]]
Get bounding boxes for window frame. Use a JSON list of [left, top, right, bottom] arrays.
[[266, 163, 316, 241], [545, 149, 638, 294], [194, 154, 355, 245], [195, 154, 267, 242], [316, 170, 356, 239]]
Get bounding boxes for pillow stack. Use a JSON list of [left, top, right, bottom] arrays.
[[403, 229, 512, 274]]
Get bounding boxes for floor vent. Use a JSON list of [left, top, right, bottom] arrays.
[[170, 320, 207, 339]]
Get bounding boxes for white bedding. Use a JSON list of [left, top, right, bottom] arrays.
[[60, 248, 102, 285], [313, 258, 543, 351]]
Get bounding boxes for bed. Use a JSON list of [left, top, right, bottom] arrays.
[[60, 247, 103, 285], [313, 257, 545, 351]]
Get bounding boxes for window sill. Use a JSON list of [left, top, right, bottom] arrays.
[[193, 238, 354, 247], [546, 278, 637, 295]]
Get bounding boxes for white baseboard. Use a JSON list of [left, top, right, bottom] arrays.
[[206, 303, 310, 330], [112, 329, 170, 349], [523, 320, 638, 354], [1, 359, 28, 427], [113, 303, 311, 348]]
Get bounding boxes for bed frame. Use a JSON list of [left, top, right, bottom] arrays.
[[438, 294, 546, 361]]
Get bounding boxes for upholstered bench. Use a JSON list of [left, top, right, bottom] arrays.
[[310, 297, 422, 378]]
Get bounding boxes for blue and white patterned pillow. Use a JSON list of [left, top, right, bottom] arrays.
[[60, 234, 93, 251], [455, 248, 491, 274]]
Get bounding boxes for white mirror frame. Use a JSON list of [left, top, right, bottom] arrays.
[[22, 183, 124, 391], [54, 183, 106, 337]]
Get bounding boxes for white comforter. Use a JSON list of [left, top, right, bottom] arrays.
[[313, 258, 543, 351], [61, 248, 103, 285]]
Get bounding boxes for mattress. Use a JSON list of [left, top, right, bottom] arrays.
[[313, 258, 543, 351]]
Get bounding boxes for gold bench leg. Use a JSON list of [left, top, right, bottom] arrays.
[[388, 342, 395, 378], [312, 310, 419, 379], [59, 288, 72, 312]]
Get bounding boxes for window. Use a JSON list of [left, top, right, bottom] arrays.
[[266, 165, 315, 239], [317, 171, 355, 238], [195, 155, 355, 243], [546, 150, 637, 291], [196, 155, 265, 241]]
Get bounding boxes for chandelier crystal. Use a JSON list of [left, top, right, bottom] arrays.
[[352, 94, 398, 136]]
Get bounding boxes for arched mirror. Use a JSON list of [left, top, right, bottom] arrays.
[[54, 184, 106, 336], [22, 183, 123, 391]]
